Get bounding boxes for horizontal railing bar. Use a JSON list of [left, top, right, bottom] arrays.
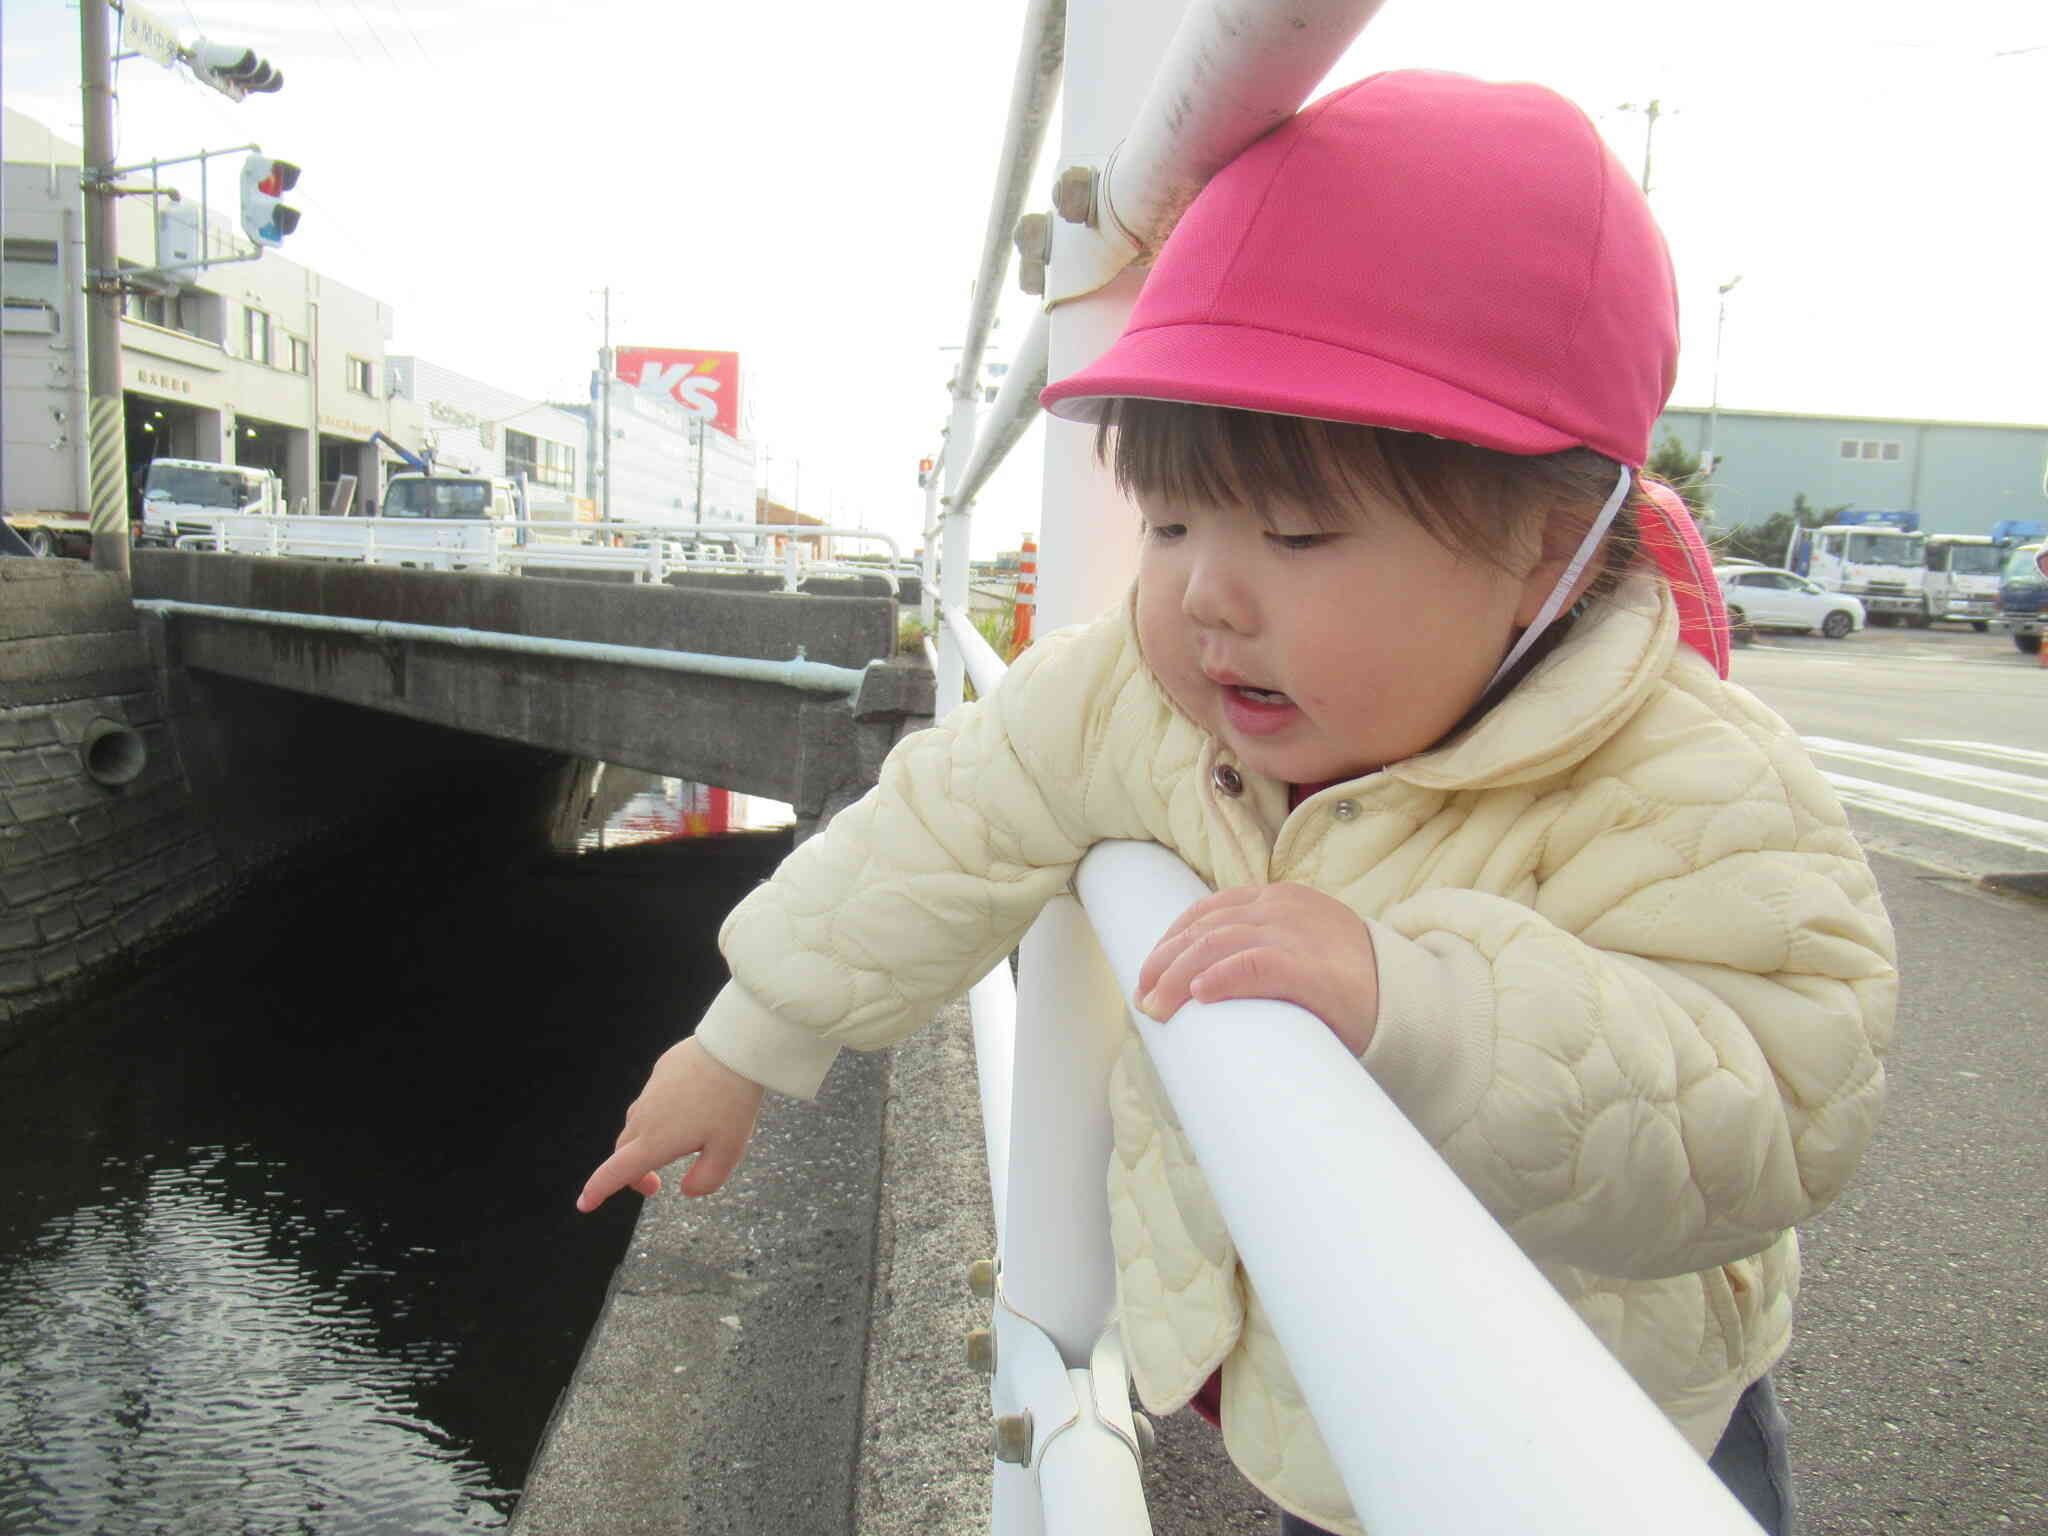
[[940, 602, 1008, 697], [953, 308, 1051, 513], [1072, 840, 1762, 1535], [131, 600, 875, 695], [953, 0, 1065, 401]]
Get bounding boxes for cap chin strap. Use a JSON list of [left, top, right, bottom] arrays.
[[1482, 463, 1632, 695]]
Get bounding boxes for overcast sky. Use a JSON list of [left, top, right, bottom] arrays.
[[6, 0, 2043, 553]]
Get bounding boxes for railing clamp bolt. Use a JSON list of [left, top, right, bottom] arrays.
[[1013, 212, 1051, 296], [1053, 164, 1098, 226], [966, 1328, 996, 1374], [993, 1410, 1035, 1465]]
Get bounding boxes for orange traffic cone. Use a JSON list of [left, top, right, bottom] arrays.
[[1011, 535, 1037, 660]]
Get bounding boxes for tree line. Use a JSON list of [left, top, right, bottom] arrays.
[[1646, 432, 1841, 568]]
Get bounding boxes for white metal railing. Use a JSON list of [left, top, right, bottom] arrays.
[[130, 599, 875, 695], [143, 513, 918, 594], [923, 2, 1767, 1533]]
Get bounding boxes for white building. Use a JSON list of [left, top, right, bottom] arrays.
[[2, 108, 422, 524], [564, 370, 760, 538], [384, 356, 592, 520]]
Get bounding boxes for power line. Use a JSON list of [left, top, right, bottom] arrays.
[[342, 0, 404, 68], [384, 0, 436, 67], [306, 0, 370, 70]]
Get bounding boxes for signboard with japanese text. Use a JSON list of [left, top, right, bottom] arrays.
[[122, 1, 183, 68], [614, 346, 741, 438]]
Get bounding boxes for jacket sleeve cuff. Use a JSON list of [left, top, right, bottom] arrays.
[[1357, 922, 1496, 1139], [693, 980, 842, 1101]]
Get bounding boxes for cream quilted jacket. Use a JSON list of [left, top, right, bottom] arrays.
[[697, 574, 1895, 1533]]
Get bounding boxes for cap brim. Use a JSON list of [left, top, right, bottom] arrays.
[[1039, 321, 1583, 458]]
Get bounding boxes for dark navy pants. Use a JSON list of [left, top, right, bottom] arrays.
[[1276, 1374, 1798, 1535]]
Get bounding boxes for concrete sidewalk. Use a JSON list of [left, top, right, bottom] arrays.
[[509, 993, 1274, 1536]]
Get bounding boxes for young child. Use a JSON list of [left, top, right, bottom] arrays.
[[580, 71, 1894, 1536]]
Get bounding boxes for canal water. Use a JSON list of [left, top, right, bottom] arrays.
[[0, 780, 791, 1535]]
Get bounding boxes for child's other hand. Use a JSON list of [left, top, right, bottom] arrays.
[[1136, 883, 1380, 1055], [577, 1038, 765, 1212]]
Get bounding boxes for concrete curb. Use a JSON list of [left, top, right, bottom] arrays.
[[514, 1000, 1269, 1535], [852, 1001, 998, 1534], [511, 1048, 888, 1536]]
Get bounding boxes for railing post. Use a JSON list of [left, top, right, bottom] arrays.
[[1033, 1, 1192, 633], [997, 898, 1126, 1355], [937, 392, 978, 714], [922, 464, 941, 634]]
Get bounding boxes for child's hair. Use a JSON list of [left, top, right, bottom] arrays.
[[1099, 399, 1641, 603]]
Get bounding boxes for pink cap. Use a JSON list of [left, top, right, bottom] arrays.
[[1041, 71, 1679, 468]]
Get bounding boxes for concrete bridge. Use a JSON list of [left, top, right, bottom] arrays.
[[128, 550, 934, 837]]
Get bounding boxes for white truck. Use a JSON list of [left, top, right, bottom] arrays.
[[138, 467, 685, 582], [1920, 534, 2005, 631], [135, 459, 286, 548], [1785, 512, 1929, 627], [157, 470, 528, 572]]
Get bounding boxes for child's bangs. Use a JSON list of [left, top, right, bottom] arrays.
[[1100, 400, 1634, 579], [1099, 401, 1381, 531]]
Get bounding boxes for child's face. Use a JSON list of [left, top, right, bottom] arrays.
[[1134, 489, 1554, 784]]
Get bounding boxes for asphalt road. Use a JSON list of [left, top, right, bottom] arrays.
[[1728, 621, 2048, 886]]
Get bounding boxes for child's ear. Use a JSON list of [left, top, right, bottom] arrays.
[[1512, 514, 1606, 628]]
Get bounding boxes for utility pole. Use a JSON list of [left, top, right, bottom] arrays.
[[598, 286, 613, 525], [1705, 274, 1743, 477], [80, 0, 130, 576], [692, 417, 707, 522], [1618, 98, 1661, 195]]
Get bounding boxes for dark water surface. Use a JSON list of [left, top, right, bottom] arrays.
[[0, 824, 787, 1535]]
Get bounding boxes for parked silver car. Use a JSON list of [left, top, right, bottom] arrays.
[[1714, 564, 1866, 640]]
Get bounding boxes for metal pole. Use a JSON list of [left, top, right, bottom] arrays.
[[1706, 275, 1741, 476], [694, 418, 707, 522], [937, 393, 977, 714], [921, 454, 942, 631], [954, 0, 1065, 400], [80, 0, 130, 575], [63, 207, 92, 526], [599, 287, 613, 525], [1640, 98, 1660, 194], [994, 0, 1201, 1403]]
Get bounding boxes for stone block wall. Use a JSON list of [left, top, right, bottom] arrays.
[[1, 559, 229, 1047]]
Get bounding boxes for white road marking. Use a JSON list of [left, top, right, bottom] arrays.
[[1904, 739, 2048, 771], [1747, 644, 2012, 666], [1803, 738, 2048, 806], [1820, 771, 2048, 855]]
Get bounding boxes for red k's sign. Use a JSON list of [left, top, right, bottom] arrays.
[[615, 347, 741, 438]]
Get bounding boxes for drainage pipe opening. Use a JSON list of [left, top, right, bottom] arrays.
[[79, 717, 148, 788]]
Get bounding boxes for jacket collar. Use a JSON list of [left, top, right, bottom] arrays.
[[1391, 572, 1679, 791]]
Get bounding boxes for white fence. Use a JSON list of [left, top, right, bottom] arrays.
[[925, 3, 1765, 1533], [146, 512, 919, 593]]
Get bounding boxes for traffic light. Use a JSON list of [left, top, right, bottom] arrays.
[[188, 39, 285, 101], [918, 456, 935, 489], [239, 156, 302, 247]]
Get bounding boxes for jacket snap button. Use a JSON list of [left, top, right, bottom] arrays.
[[1211, 762, 1243, 797], [1331, 799, 1359, 821]]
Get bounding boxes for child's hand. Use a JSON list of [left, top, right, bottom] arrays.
[[577, 1038, 765, 1212], [1137, 883, 1380, 1055]]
